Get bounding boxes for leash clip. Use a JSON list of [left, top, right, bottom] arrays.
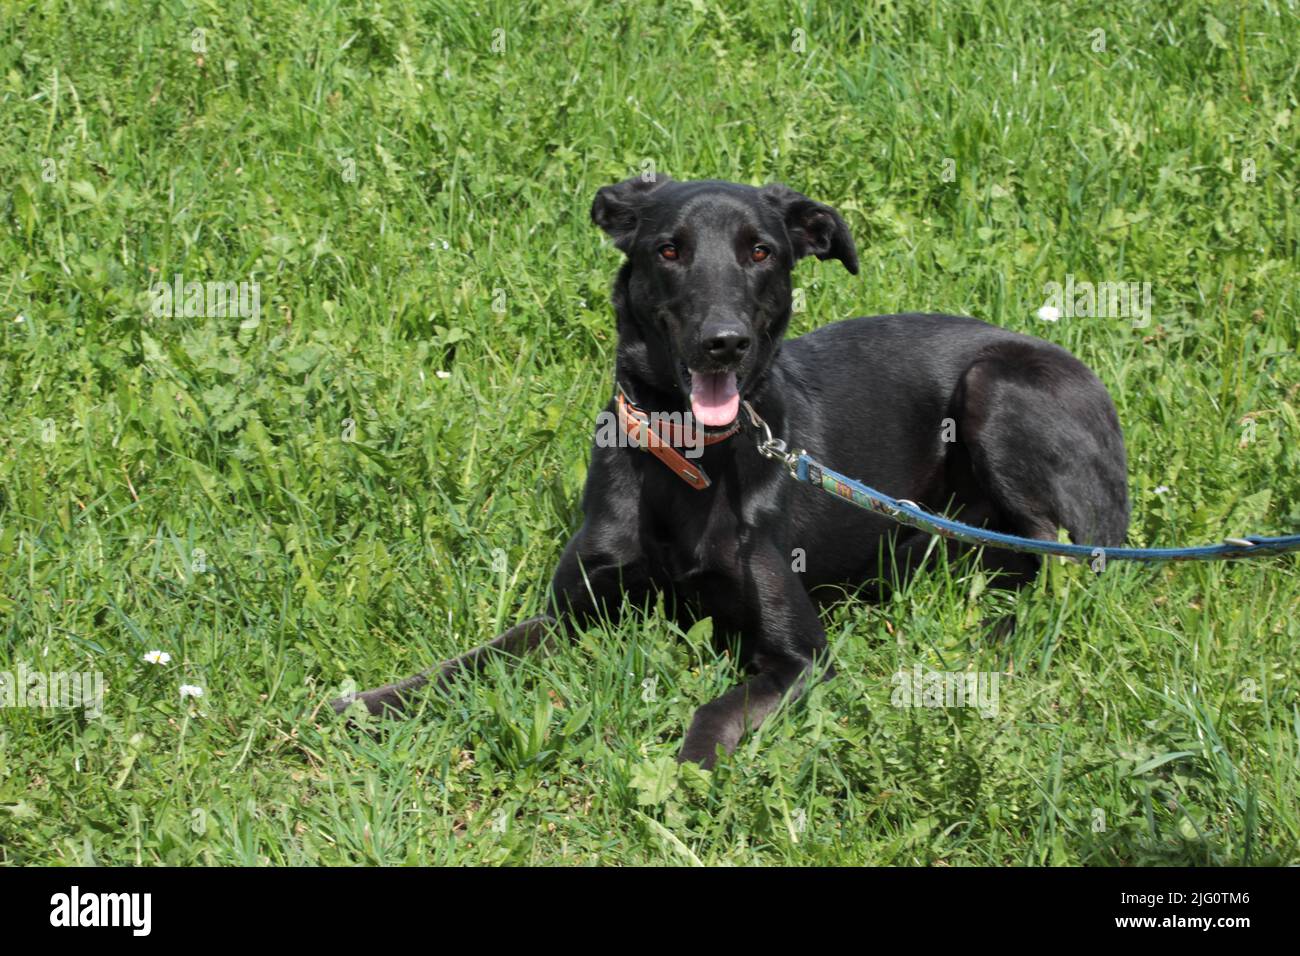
[[742, 401, 802, 477]]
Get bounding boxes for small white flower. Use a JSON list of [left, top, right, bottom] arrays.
[[435, 369, 451, 379], [1036, 305, 1060, 323], [179, 684, 204, 699], [14, 314, 25, 324], [1154, 485, 1171, 495], [143, 650, 172, 666]]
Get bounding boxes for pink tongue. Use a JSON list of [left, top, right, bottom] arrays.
[[690, 371, 740, 427]]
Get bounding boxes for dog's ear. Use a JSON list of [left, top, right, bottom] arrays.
[[591, 175, 674, 253], [760, 183, 859, 275]]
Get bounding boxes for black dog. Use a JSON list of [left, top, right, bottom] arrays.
[[333, 176, 1129, 768]]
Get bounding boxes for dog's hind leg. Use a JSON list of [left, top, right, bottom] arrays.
[[955, 346, 1130, 554], [945, 346, 1129, 640]]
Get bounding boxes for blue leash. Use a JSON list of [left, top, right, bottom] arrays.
[[741, 402, 1300, 564]]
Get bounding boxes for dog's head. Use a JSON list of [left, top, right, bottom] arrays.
[[592, 176, 858, 427]]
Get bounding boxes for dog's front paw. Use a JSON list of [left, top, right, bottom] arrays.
[[676, 740, 726, 770], [678, 712, 740, 770], [329, 680, 421, 718], [329, 691, 372, 716]]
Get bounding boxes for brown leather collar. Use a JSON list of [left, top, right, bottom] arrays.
[[616, 389, 741, 490]]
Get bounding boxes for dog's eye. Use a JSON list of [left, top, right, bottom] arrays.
[[751, 244, 771, 262], [658, 243, 679, 261]]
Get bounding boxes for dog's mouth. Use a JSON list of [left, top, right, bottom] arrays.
[[686, 367, 741, 428]]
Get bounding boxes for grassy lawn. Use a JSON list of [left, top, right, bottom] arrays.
[[1, 0, 1297, 865]]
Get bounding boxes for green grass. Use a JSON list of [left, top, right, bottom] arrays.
[[1, 0, 1298, 865]]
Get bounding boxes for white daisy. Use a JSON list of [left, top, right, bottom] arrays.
[[179, 684, 204, 699], [143, 650, 172, 665], [1036, 305, 1061, 322]]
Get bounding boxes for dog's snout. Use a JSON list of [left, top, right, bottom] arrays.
[[701, 323, 751, 364]]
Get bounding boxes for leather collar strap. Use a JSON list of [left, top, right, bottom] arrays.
[[616, 390, 741, 490]]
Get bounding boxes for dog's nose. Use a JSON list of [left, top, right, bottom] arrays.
[[701, 325, 751, 364]]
